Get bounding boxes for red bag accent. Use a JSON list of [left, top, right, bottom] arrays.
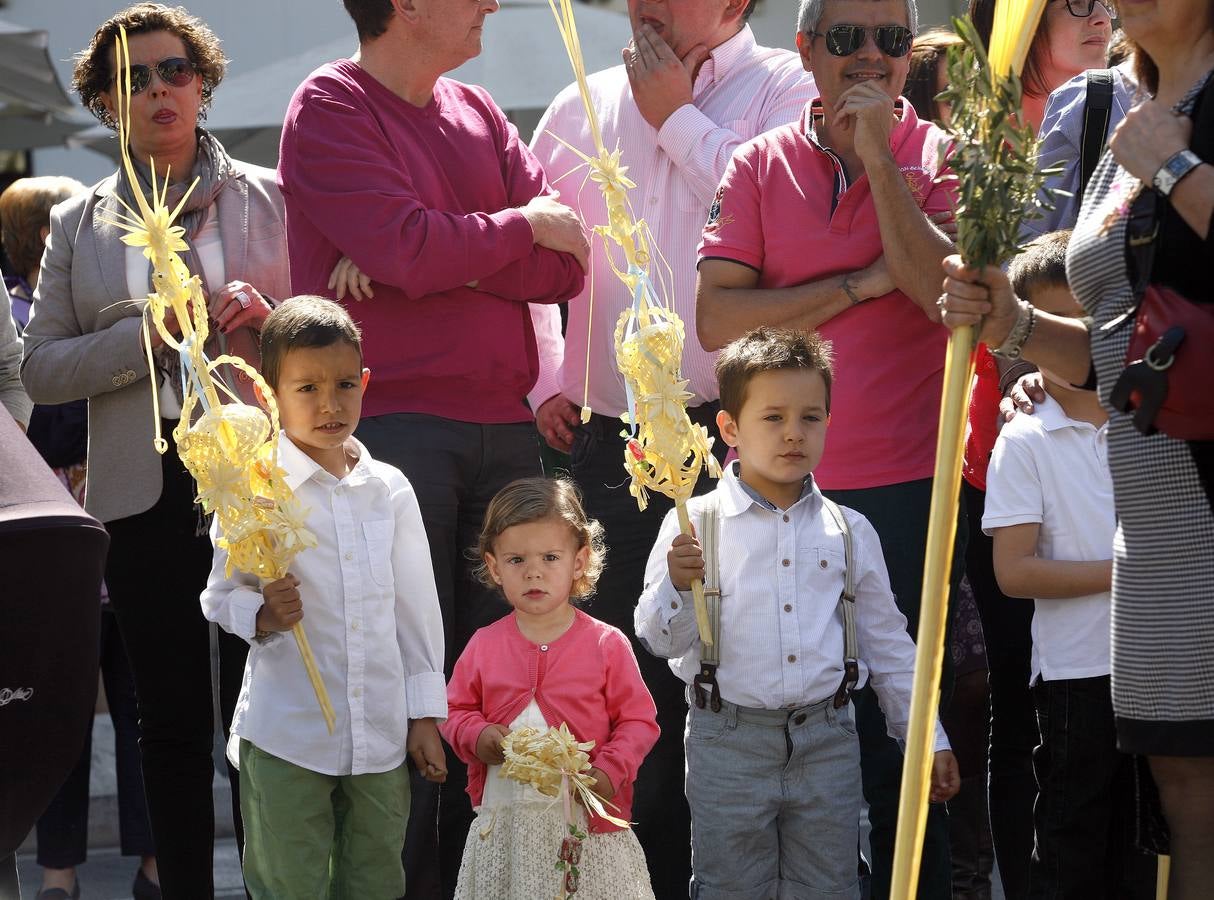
[[1115, 284, 1214, 440]]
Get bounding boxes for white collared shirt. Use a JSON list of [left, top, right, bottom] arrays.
[[635, 462, 948, 750], [201, 435, 447, 776], [527, 26, 817, 415], [983, 396, 1114, 684]]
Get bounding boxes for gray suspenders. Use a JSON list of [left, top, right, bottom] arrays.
[[691, 494, 860, 712]]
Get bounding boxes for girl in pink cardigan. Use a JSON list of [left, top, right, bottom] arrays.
[[442, 477, 658, 899]]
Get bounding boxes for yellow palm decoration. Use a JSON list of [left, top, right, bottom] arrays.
[[102, 28, 335, 734], [890, 3, 1047, 895], [547, 0, 721, 644]]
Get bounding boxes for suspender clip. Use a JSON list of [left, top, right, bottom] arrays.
[[693, 662, 722, 713]]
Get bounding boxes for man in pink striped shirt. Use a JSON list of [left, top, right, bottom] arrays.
[[527, 1, 815, 893]]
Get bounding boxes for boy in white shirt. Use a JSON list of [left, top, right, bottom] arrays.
[[984, 231, 1155, 898], [200, 296, 448, 898], [635, 327, 959, 899]]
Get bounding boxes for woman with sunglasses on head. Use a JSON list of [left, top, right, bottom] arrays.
[[941, 3, 1214, 899], [21, 4, 289, 897], [953, 6, 1114, 899]]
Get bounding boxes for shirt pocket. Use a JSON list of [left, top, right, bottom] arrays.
[[362, 519, 395, 589], [802, 545, 847, 605]]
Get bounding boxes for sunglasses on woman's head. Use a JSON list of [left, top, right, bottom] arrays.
[[115, 57, 197, 94], [808, 24, 915, 58]]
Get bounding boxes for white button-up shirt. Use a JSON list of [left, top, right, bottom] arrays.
[[636, 462, 947, 749], [201, 435, 447, 776], [527, 26, 817, 416]]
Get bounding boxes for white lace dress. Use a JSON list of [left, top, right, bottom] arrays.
[[453, 700, 656, 900]]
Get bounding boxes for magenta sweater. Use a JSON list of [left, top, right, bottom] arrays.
[[442, 610, 659, 833], [278, 61, 584, 423]]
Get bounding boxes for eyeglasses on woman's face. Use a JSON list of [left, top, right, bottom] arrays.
[[113, 57, 197, 95], [1063, 0, 1116, 18]]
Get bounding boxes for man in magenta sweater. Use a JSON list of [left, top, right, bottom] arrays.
[[277, 1, 588, 896]]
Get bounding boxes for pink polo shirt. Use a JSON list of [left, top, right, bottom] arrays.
[[698, 100, 954, 490]]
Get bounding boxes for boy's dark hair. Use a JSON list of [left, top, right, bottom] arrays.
[[715, 327, 834, 418], [259, 296, 363, 388], [1008, 229, 1071, 300], [343, 0, 394, 41]]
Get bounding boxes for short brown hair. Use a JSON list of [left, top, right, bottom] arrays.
[[259, 296, 363, 389], [968, 0, 1055, 98], [73, 3, 227, 128], [474, 477, 606, 600], [1008, 229, 1071, 300], [343, 0, 395, 41], [905, 26, 963, 124], [0, 177, 86, 278], [715, 327, 834, 418]]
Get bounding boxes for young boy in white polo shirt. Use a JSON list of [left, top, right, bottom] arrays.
[[635, 327, 958, 899], [984, 231, 1155, 898]]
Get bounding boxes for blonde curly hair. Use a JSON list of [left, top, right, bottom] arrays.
[[474, 477, 606, 600]]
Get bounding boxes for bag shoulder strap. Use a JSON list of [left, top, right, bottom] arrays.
[[820, 496, 860, 708], [1078, 69, 1115, 208]]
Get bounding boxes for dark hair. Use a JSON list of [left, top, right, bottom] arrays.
[[72, 3, 227, 128], [905, 26, 963, 124], [474, 477, 606, 599], [1107, 28, 1132, 68], [967, 0, 1054, 98], [0, 177, 86, 278], [715, 326, 834, 418], [1008, 229, 1072, 300], [743, 0, 759, 21], [343, 0, 394, 41], [259, 295, 363, 389]]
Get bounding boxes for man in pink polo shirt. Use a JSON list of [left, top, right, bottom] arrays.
[[696, 1, 960, 898], [277, 0, 588, 896]]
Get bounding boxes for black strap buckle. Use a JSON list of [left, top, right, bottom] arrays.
[[1110, 326, 1186, 436], [693, 663, 722, 713], [833, 658, 860, 709]]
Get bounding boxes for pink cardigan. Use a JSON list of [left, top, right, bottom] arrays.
[[442, 610, 659, 833]]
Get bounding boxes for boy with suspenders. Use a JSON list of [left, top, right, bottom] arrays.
[[635, 327, 959, 899]]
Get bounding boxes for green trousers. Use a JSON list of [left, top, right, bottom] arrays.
[[239, 740, 410, 899]]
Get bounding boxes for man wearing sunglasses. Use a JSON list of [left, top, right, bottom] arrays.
[[697, 0, 960, 897], [526, 0, 816, 894]]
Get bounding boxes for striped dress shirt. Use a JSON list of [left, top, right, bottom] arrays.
[[635, 462, 948, 750], [527, 25, 817, 416]]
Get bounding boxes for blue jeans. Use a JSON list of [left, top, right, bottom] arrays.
[[685, 694, 862, 899], [1028, 675, 1155, 899]]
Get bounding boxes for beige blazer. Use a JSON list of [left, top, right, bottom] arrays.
[[21, 159, 290, 523]]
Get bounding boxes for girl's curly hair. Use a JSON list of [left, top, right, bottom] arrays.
[[474, 477, 606, 601], [72, 3, 227, 128]]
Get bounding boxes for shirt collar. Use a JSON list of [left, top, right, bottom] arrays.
[[1032, 395, 1106, 435], [802, 93, 919, 149], [719, 459, 820, 517], [275, 432, 376, 492], [695, 25, 755, 92]]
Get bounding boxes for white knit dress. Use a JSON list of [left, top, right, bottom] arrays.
[[453, 701, 656, 900]]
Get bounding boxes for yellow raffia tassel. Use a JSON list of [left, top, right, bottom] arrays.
[[889, 3, 1047, 896], [102, 28, 335, 734], [546, 0, 720, 645]]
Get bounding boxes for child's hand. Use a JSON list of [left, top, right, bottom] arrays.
[[583, 766, 615, 804], [475, 723, 510, 765], [667, 531, 705, 591], [930, 750, 961, 803], [257, 574, 302, 633], [408, 718, 448, 783]]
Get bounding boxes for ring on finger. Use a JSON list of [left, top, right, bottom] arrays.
[[235, 290, 251, 310]]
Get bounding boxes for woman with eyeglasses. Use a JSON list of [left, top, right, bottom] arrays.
[[941, 3, 1214, 899], [21, 4, 289, 896], [952, 5, 1115, 899]]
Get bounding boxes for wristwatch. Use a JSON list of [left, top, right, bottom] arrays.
[[1152, 149, 1203, 197]]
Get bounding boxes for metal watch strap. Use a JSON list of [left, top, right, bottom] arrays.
[[1153, 149, 1203, 197], [821, 498, 860, 709]]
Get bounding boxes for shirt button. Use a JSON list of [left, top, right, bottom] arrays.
[[670, 601, 678, 609], [784, 604, 792, 612], [344, 551, 353, 561], [661, 628, 669, 635], [782, 559, 790, 567], [820, 559, 828, 569], [353, 688, 361, 698], [783, 514, 790, 523], [540, 644, 549, 652], [334, 486, 344, 495], [351, 620, 360, 632], [787, 654, 796, 663]]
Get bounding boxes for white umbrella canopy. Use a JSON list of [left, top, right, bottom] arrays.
[[76, 0, 629, 165], [0, 18, 93, 150]]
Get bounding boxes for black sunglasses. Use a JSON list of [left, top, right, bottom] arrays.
[[808, 24, 914, 58], [1063, 0, 1116, 17], [116, 57, 197, 94]]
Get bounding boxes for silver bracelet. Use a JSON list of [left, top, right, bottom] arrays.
[[991, 299, 1036, 360]]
